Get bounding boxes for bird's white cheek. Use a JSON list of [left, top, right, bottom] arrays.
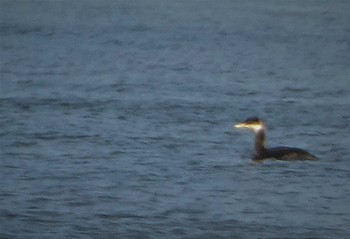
[[252, 125, 264, 132]]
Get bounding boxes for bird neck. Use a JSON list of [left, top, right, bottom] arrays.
[[254, 127, 266, 155]]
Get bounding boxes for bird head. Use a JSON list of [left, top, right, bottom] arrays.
[[234, 117, 265, 132]]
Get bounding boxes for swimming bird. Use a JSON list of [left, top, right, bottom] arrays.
[[235, 117, 317, 161]]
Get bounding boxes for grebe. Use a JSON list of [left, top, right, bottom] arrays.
[[235, 117, 317, 161]]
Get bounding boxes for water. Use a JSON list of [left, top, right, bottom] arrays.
[[1, 0, 350, 238]]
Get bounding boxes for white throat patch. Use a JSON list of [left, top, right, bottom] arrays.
[[250, 124, 264, 133]]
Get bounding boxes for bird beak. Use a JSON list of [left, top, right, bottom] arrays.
[[234, 123, 246, 128]]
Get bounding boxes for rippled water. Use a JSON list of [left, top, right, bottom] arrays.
[[1, 1, 350, 238]]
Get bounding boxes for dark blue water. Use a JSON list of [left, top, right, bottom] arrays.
[[1, 1, 350, 238]]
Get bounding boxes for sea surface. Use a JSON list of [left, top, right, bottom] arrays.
[[1, 1, 350, 238]]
